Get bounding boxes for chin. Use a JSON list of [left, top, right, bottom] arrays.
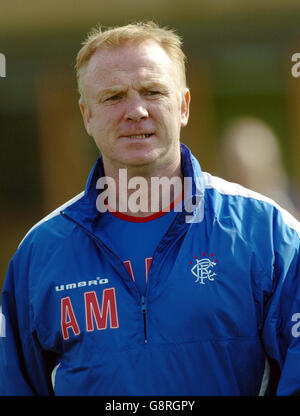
[[121, 157, 157, 169], [118, 149, 160, 168]]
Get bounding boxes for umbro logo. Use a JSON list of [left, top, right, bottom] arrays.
[[55, 276, 109, 292], [189, 253, 219, 285]]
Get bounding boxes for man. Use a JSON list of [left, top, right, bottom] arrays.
[[0, 21, 300, 396]]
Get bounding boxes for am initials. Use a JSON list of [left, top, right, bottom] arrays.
[[61, 288, 119, 340]]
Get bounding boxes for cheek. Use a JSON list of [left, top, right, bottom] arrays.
[[163, 102, 183, 130], [151, 99, 180, 124], [90, 109, 116, 134]]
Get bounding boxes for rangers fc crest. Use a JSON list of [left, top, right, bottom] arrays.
[[189, 253, 218, 285]]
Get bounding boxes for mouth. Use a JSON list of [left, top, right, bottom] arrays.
[[121, 133, 154, 139]]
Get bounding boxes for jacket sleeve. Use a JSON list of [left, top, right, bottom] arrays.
[[0, 248, 55, 396], [261, 209, 300, 395]]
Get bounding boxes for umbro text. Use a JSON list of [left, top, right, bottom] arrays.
[[55, 276, 109, 292]]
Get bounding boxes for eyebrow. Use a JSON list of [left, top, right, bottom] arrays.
[[138, 81, 168, 91], [97, 81, 168, 100], [96, 86, 127, 100]]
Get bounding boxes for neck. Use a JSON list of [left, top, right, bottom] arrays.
[[101, 160, 183, 217]]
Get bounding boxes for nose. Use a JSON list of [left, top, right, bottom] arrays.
[[124, 94, 149, 122]]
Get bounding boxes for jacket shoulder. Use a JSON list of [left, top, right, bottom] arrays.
[[203, 172, 300, 239], [18, 191, 85, 249]]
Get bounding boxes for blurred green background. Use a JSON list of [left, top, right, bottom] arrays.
[[1, 0, 300, 290]]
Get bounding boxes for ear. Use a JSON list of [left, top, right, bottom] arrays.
[[79, 97, 92, 136], [180, 88, 191, 127]]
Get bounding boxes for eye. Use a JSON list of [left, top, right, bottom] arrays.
[[106, 94, 121, 101], [145, 90, 162, 97]]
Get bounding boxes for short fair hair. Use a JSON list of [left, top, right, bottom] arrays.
[[75, 21, 187, 98]]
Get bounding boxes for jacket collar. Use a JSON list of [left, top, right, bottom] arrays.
[[63, 143, 205, 227], [180, 143, 205, 223]]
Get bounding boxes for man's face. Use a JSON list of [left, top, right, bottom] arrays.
[[79, 39, 190, 176]]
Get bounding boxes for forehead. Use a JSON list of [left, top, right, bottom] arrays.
[[82, 40, 178, 90]]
